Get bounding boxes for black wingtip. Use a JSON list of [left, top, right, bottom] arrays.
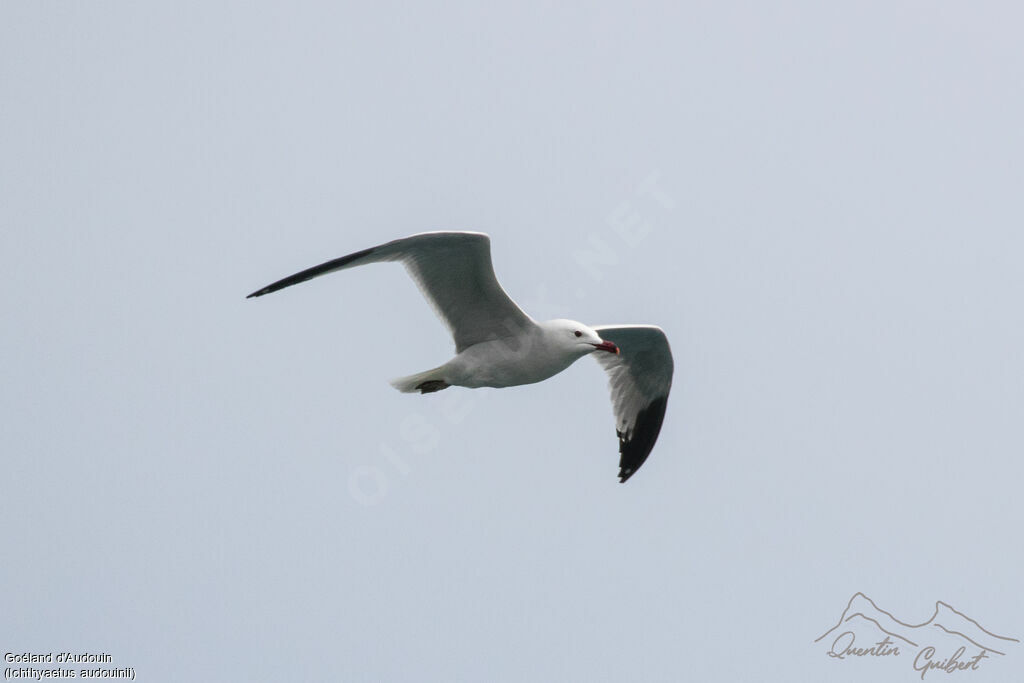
[[245, 245, 379, 301], [245, 280, 296, 299], [615, 394, 669, 483]]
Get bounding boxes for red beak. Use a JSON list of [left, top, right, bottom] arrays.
[[592, 340, 620, 354]]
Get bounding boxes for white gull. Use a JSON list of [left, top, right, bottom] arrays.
[[247, 231, 673, 482]]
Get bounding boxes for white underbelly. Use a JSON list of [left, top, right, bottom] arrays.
[[443, 339, 579, 389]]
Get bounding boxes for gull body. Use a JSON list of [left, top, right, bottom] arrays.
[[397, 319, 612, 391]]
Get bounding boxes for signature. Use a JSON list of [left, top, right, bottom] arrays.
[[816, 593, 1017, 679]]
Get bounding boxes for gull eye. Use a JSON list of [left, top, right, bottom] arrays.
[[574, 330, 582, 337]]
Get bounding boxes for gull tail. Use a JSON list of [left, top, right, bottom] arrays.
[[390, 366, 451, 394]]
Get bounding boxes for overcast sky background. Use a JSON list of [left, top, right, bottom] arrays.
[[3, 2, 1022, 681]]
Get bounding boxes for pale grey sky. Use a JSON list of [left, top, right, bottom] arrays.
[[2, 2, 1022, 681]]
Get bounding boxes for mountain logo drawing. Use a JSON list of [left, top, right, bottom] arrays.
[[815, 592, 1018, 679]]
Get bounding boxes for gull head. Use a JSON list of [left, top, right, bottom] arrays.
[[544, 319, 619, 356]]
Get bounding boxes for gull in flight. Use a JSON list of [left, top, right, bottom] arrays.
[[247, 232, 673, 482]]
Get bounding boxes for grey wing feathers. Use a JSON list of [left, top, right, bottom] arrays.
[[592, 325, 674, 482], [247, 232, 535, 352]]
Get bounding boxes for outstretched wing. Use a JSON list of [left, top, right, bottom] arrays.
[[592, 325, 674, 482], [247, 232, 536, 352]]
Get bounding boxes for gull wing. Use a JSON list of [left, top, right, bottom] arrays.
[[247, 232, 536, 352], [592, 325, 674, 482]]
